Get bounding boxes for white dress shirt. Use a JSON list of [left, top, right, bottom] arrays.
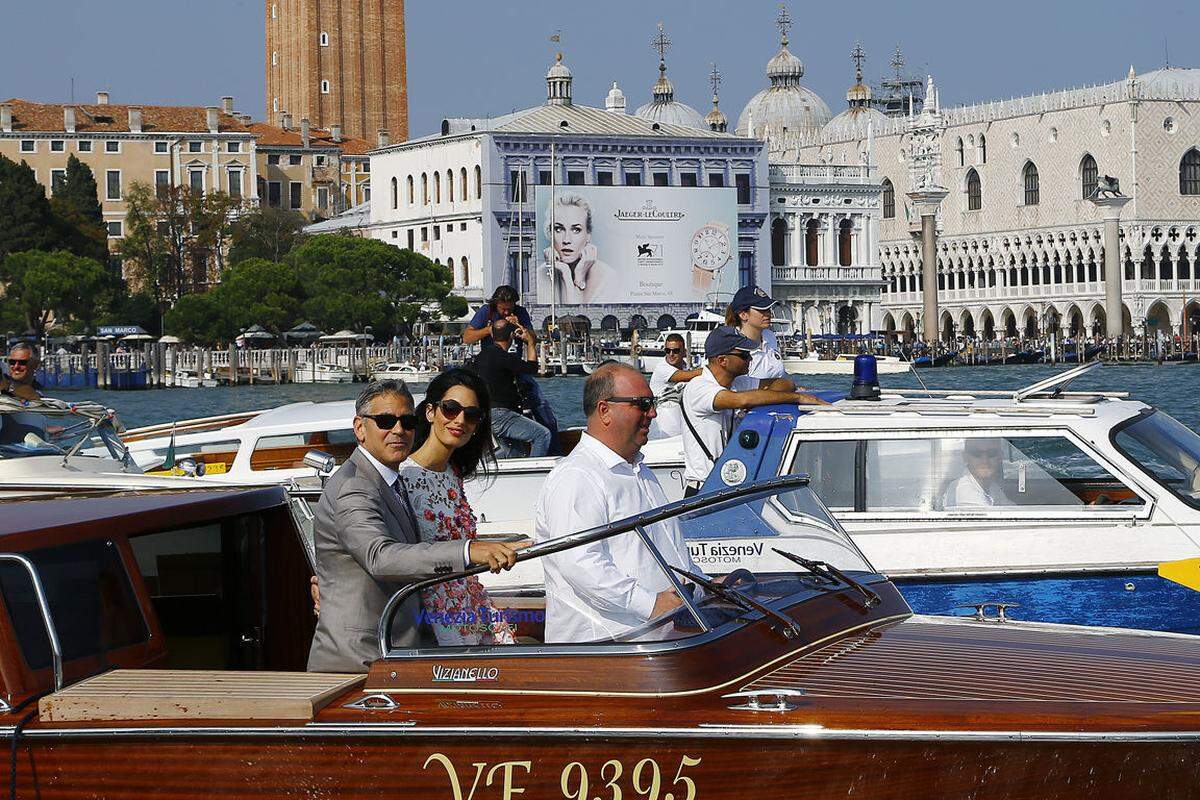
[[680, 367, 733, 484], [534, 433, 704, 643], [358, 446, 471, 565], [733, 328, 785, 391], [944, 471, 1013, 508], [649, 360, 685, 437]]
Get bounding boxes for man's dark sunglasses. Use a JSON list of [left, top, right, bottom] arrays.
[[664, 347, 684, 354], [435, 399, 484, 424], [721, 350, 750, 361], [6, 358, 28, 367], [361, 412, 418, 431], [604, 396, 657, 413]]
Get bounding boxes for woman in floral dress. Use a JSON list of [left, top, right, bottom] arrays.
[[399, 368, 518, 646]]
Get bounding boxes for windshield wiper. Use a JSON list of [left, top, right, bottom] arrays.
[[771, 548, 881, 609], [667, 566, 802, 640]]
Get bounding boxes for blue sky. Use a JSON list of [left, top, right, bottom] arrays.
[[2, 1, 1198, 136]]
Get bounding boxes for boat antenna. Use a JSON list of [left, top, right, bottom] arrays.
[[894, 343, 933, 397]]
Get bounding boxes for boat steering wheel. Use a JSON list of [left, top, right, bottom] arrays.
[[722, 568, 758, 592]]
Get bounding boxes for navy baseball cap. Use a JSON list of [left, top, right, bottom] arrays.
[[704, 325, 756, 359], [730, 285, 777, 313]]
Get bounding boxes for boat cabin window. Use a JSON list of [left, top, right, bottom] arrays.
[[250, 429, 357, 472], [390, 482, 875, 656], [790, 434, 1142, 514], [1113, 410, 1200, 510], [0, 539, 148, 670]]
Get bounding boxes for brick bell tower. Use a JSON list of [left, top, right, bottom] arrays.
[[266, 0, 408, 143]]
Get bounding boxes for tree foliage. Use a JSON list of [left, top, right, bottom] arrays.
[[0, 155, 56, 259], [0, 250, 109, 335], [228, 206, 308, 265], [162, 234, 463, 343], [50, 155, 108, 263]]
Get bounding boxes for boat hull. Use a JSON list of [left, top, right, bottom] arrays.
[[8, 731, 1200, 798]]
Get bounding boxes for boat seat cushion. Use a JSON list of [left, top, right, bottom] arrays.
[[38, 669, 364, 722]]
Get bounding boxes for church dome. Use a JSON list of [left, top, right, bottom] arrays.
[[823, 105, 888, 141], [822, 44, 889, 141], [735, 13, 830, 137], [633, 23, 706, 130]]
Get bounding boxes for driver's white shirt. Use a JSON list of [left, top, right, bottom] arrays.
[[944, 471, 1012, 508], [534, 432, 705, 643]]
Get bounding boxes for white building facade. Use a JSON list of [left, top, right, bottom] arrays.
[[368, 53, 770, 333], [802, 66, 1200, 341]]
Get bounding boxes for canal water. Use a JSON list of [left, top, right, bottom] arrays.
[[62, 362, 1200, 432]]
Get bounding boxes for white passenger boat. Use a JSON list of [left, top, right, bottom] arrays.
[[370, 362, 439, 386], [292, 362, 355, 384], [784, 351, 912, 375], [116, 362, 1200, 634], [166, 368, 219, 388]]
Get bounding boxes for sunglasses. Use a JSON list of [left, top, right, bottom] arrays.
[[7, 359, 28, 367], [361, 412, 418, 432], [664, 347, 684, 354], [604, 396, 657, 413], [435, 399, 484, 424], [721, 351, 750, 361]]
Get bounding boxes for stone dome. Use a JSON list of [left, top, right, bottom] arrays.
[[823, 105, 889, 141], [735, 35, 830, 137], [635, 71, 705, 130], [546, 53, 572, 81]]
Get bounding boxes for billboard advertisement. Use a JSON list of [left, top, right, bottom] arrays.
[[534, 186, 738, 306]]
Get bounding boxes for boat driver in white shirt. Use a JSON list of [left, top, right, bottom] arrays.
[[944, 438, 1013, 508], [534, 361, 706, 643], [724, 285, 788, 392]]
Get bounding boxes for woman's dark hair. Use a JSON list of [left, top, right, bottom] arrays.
[[412, 367, 497, 482], [486, 284, 520, 322]]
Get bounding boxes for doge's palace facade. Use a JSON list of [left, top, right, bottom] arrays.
[[798, 66, 1200, 340]]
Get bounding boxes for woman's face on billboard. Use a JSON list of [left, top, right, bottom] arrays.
[[552, 204, 590, 264]]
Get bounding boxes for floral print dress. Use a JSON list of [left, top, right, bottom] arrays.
[[398, 459, 516, 646]]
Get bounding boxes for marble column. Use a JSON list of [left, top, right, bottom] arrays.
[[909, 188, 949, 343], [1090, 194, 1131, 338]]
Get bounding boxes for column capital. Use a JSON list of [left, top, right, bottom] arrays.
[[907, 185, 949, 215], [1089, 194, 1131, 221]]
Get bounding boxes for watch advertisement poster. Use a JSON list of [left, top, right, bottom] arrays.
[[534, 186, 738, 306]]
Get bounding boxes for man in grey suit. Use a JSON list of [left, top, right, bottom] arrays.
[[308, 379, 522, 673]]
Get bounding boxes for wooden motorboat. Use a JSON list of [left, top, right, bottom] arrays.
[[3, 478, 1200, 797]]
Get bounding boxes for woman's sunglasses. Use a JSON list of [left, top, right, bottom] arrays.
[[361, 413, 418, 431], [435, 399, 484, 424]]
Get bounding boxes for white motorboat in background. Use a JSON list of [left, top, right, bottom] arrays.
[[370, 362, 439, 386], [292, 362, 355, 384], [784, 352, 912, 375]]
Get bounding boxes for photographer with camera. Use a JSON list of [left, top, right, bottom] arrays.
[[473, 316, 551, 458]]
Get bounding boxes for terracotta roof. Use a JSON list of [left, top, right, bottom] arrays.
[[0, 98, 253, 134], [248, 122, 371, 154]]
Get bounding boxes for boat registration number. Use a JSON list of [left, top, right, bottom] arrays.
[[424, 753, 702, 800]]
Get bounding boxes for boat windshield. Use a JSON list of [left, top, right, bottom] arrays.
[[0, 398, 128, 462], [379, 477, 879, 656], [1113, 409, 1200, 510]]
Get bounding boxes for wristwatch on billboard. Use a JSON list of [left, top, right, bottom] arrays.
[[691, 221, 732, 292]]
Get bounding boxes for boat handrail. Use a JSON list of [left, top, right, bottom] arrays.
[[0, 553, 63, 691], [804, 402, 1099, 418], [123, 409, 267, 440], [877, 388, 1130, 399], [375, 475, 813, 658]]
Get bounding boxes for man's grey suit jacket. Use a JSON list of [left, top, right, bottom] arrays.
[[307, 447, 464, 672]]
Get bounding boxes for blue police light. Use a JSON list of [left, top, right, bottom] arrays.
[[849, 354, 881, 401]]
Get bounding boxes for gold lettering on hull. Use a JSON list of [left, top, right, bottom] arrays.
[[425, 753, 702, 800]]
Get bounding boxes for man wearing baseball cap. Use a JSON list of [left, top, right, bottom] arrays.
[[724, 285, 788, 392], [679, 325, 825, 496]]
